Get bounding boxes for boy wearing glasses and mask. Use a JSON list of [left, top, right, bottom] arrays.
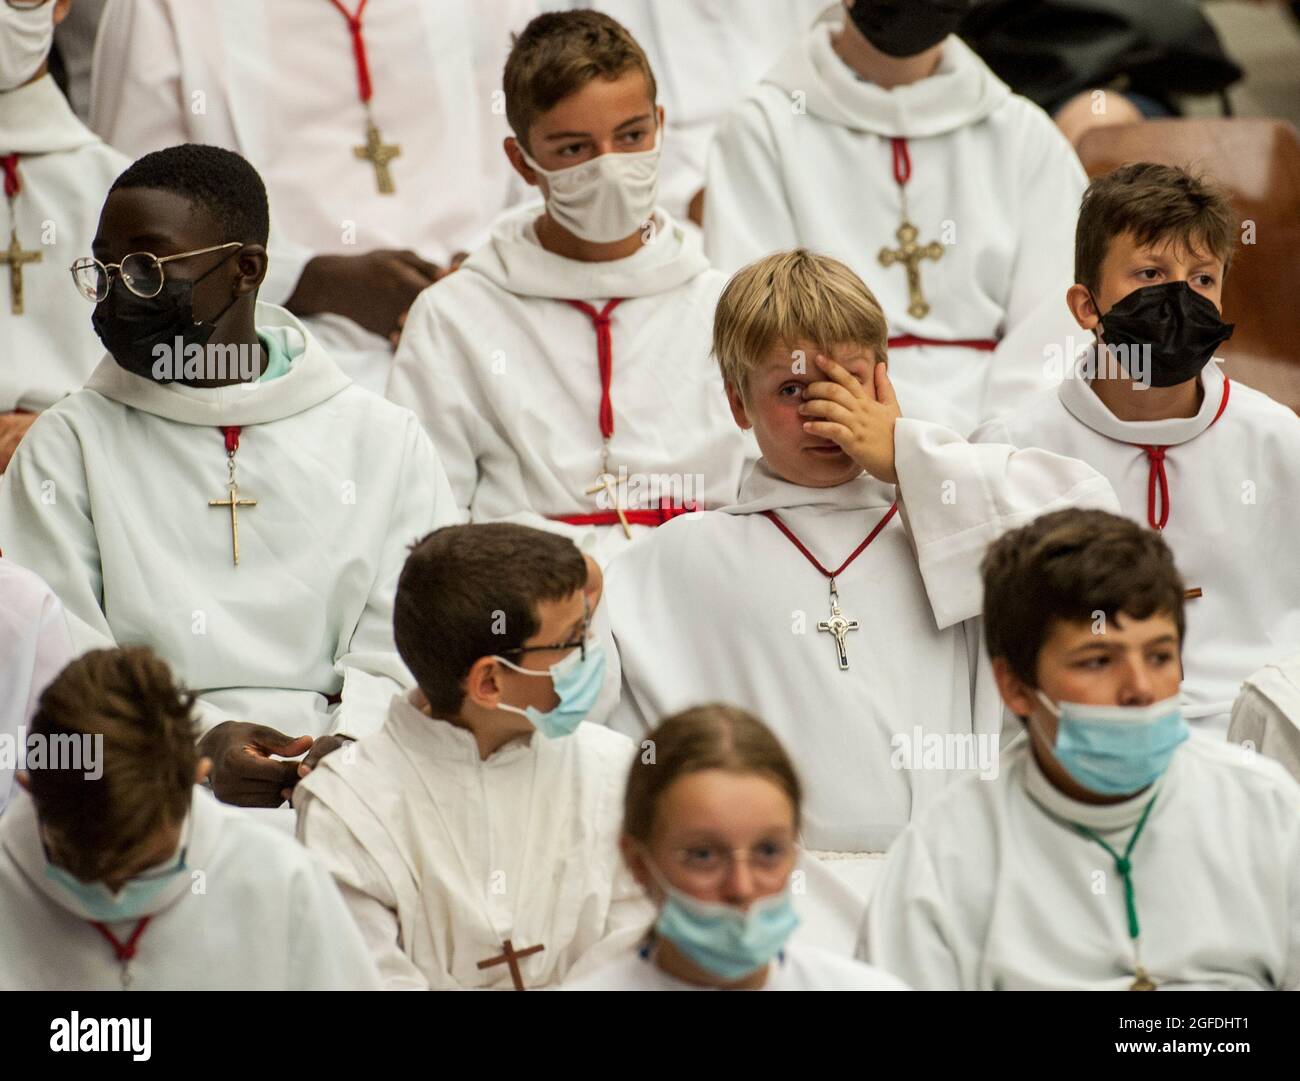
[[0, 143, 457, 812], [386, 9, 751, 565], [860, 508, 1300, 991], [971, 164, 1300, 734], [0, 0, 128, 470], [704, 0, 1088, 434], [296, 523, 652, 990]]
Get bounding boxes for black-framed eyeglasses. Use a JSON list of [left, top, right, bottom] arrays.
[[498, 597, 592, 662], [69, 242, 242, 303]]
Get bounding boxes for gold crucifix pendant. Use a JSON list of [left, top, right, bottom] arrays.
[[586, 471, 631, 539], [3, 227, 42, 315], [1129, 967, 1157, 991], [878, 220, 943, 320], [354, 120, 401, 194]]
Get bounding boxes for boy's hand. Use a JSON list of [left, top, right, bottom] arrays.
[[800, 355, 901, 485]]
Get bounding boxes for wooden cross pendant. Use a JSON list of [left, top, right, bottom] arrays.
[[818, 595, 859, 671], [208, 484, 257, 566], [586, 472, 632, 539], [1183, 587, 1202, 601], [3, 228, 42, 315], [477, 938, 545, 991], [878, 220, 943, 319], [354, 121, 401, 194]]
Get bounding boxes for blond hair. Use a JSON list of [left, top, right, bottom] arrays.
[[712, 249, 889, 402]]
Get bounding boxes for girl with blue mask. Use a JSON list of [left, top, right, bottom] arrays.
[[563, 704, 907, 991]]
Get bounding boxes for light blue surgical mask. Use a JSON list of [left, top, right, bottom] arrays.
[[493, 641, 606, 739], [643, 856, 799, 982], [43, 843, 189, 923], [1035, 691, 1188, 796]]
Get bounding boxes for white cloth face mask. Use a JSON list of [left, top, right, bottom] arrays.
[[0, 3, 55, 92], [520, 129, 662, 243]]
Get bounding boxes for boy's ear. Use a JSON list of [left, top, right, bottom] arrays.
[[724, 381, 752, 431], [462, 655, 505, 710], [1066, 283, 1101, 333], [991, 656, 1038, 721], [504, 136, 539, 187], [655, 102, 665, 133], [234, 245, 268, 295]]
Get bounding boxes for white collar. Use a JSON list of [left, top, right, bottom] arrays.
[[722, 458, 897, 516], [0, 75, 99, 155], [1058, 349, 1230, 448], [384, 691, 536, 768], [1021, 741, 1169, 833]]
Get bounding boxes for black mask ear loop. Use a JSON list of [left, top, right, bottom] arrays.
[[188, 246, 246, 328]]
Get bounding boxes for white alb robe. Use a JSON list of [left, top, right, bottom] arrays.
[[0, 304, 457, 739], [0, 786, 382, 990], [0, 559, 73, 814], [605, 418, 1119, 895], [296, 692, 653, 989], [1229, 652, 1300, 783], [972, 356, 1300, 733], [564, 941, 908, 991], [386, 204, 752, 565], [0, 75, 128, 412], [859, 734, 1300, 990], [704, 8, 1088, 433], [90, 0, 536, 392]]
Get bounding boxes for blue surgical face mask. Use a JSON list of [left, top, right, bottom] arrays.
[[1035, 691, 1189, 796], [643, 855, 799, 983], [493, 641, 606, 739], [43, 837, 190, 923]]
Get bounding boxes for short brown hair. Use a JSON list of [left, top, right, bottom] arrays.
[[393, 523, 587, 716], [504, 10, 657, 154], [712, 249, 890, 403], [981, 509, 1186, 687], [1075, 162, 1237, 294], [28, 648, 197, 882], [622, 704, 802, 842]]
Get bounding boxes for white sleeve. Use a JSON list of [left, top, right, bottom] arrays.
[[89, 0, 191, 155], [564, 867, 654, 984], [296, 794, 427, 990], [1229, 685, 1300, 785], [385, 291, 478, 523], [332, 418, 457, 738], [857, 826, 967, 991], [892, 417, 1121, 629], [285, 857, 386, 992], [0, 412, 116, 653], [702, 98, 800, 276]]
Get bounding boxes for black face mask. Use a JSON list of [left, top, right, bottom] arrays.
[[91, 255, 240, 383], [1095, 281, 1234, 389], [846, 0, 971, 59]]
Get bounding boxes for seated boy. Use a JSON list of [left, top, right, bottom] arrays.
[[859, 508, 1300, 990], [386, 9, 751, 564], [0, 144, 457, 809], [704, 0, 1088, 432], [0, 647, 380, 990], [1229, 652, 1300, 783], [296, 523, 653, 990], [605, 249, 1118, 900], [972, 163, 1300, 733]]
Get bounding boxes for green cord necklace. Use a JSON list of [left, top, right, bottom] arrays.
[[1073, 794, 1159, 990]]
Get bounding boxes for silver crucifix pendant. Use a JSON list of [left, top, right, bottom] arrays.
[[817, 580, 859, 670]]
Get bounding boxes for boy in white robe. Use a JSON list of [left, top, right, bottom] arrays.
[[90, 0, 538, 392], [1229, 653, 1300, 784], [386, 9, 750, 565], [971, 163, 1300, 734], [297, 523, 652, 990], [1, 0, 128, 467], [704, 1, 1088, 433], [605, 250, 1119, 900], [0, 559, 73, 814], [860, 509, 1300, 991], [1, 647, 381, 991], [566, 704, 906, 991], [0, 145, 457, 809]]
